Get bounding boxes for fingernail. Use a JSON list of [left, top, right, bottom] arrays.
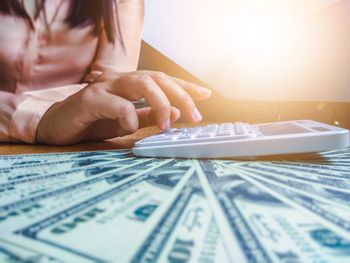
[[199, 88, 211, 96], [192, 107, 203, 122], [160, 119, 171, 130]]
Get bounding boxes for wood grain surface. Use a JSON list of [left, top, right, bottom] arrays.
[[0, 126, 160, 155], [0, 123, 200, 155]]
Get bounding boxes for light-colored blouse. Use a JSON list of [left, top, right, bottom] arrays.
[[0, 0, 144, 143]]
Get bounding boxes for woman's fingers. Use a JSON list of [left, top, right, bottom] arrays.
[[99, 71, 212, 128], [104, 74, 173, 130], [153, 73, 202, 122], [139, 76, 172, 130], [79, 87, 139, 133], [169, 107, 181, 122], [85, 106, 180, 142], [137, 106, 181, 129], [37, 70, 210, 145], [172, 77, 212, 100]]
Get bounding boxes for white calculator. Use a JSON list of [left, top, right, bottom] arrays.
[[132, 120, 350, 158]]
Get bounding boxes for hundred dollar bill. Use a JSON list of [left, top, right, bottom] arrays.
[[0, 156, 138, 185], [225, 159, 350, 175], [125, 167, 230, 263], [0, 157, 145, 206], [0, 150, 132, 169], [0, 157, 141, 184], [318, 154, 350, 160], [0, 153, 138, 185], [197, 160, 350, 262], [314, 147, 350, 157], [279, 160, 350, 169], [294, 159, 350, 165], [274, 160, 350, 170], [3, 160, 194, 263], [261, 162, 350, 180], [0, 239, 63, 263], [0, 158, 166, 235], [235, 164, 350, 210], [239, 162, 350, 190], [232, 167, 350, 240], [220, 148, 350, 169]]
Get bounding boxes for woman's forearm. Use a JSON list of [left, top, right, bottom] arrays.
[[118, 0, 145, 69], [88, 0, 145, 75], [0, 85, 87, 143]]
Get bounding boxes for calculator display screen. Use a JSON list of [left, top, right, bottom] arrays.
[[258, 123, 311, 136]]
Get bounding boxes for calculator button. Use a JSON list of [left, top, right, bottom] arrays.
[[135, 123, 258, 147], [195, 133, 212, 138], [177, 135, 193, 140], [136, 134, 252, 146], [187, 127, 199, 132], [216, 130, 232, 136], [142, 137, 174, 142]]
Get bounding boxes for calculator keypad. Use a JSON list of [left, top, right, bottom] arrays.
[[136, 123, 258, 147]]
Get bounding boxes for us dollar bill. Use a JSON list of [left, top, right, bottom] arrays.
[[0, 154, 139, 185], [319, 147, 350, 156], [125, 166, 230, 263], [224, 159, 350, 177], [232, 167, 350, 240], [196, 160, 350, 263], [0, 158, 166, 235], [0, 239, 63, 263], [0, 150, 132, 169], [0, 157, 147, 209], [2, 160, 194, 263], [238, 162, 350, 190], [220, 148, 350, 170], [0, 159, 145, 210], [279, 161, 350, 170], [273, 160, 350, 170], [235, 164, 350, 210], [260, 162, 350, 180]]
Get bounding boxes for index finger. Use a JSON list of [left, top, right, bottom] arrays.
[[172, 77, 212, 100]]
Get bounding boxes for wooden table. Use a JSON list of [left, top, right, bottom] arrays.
[[0, 126, 161, 155], [0, 123, 339, 161], [0, 123, 199, 155]]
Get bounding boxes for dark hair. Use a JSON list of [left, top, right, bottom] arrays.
[[0, 0, 123, 45]]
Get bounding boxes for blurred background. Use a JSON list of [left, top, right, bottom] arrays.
[[138, 0, 350, 129]]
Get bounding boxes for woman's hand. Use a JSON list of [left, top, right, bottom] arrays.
[[36, 71, 211, 145]]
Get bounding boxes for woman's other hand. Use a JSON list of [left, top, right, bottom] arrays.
[[36, 71, 211, 145]]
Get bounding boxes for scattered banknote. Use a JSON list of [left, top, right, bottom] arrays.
[[0, 239, 63, 263], [205, 160, 350, 263], [1, 158, 164, 235], [0, 150, 132, 169], [240, 162, 350, 190], [0, 157, 145, 206], [125, 168, 230, 263], [236, 165, 350, 209], [236, 168, 350, 240], [0, 147, 349, 262], [2, 160, 193, 262], [258, 162, 350, 179]]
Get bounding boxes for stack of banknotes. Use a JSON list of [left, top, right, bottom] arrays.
[[0, 147, 349, 262]]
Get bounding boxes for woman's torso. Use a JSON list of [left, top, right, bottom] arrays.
[[0, 0, 99, 94]]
